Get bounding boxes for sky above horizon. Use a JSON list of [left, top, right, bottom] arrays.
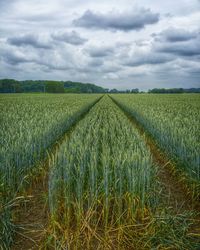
[[0, 0, 200, 90]]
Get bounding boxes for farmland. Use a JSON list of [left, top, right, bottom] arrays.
[[111, 94, 200, 194], [0, 93, 200, 249], [0, 94, 101, 249]]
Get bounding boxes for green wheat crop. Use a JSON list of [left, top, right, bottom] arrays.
[[48, 96, 157, 248]]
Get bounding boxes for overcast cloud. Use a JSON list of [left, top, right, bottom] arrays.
[[73, 8, 159, 31], [0, 0, 200, 90]]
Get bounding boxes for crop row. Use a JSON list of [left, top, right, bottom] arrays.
[[111, 94, 200, 186], [0, 93, 101, 248], [48, 96, 157, 248]]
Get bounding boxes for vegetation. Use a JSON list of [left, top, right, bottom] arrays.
[[45, 81, 65, 93], [0, 93, 199, 249], [1, 78, 199, 94], [111, 94, 200, 194], [0, 94, 101, 249], [0, 79, 107, 93], [0, 79, 22, 93], [63, 81, 108, 93], [48, 95, 157, 248], [148, 88, 200, 93]]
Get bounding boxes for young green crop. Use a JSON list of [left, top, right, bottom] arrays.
[[0, 93, 101, 249], [2, 93, 198, 249], [48, 95, 157, 248], [111, 94, 200, 189]]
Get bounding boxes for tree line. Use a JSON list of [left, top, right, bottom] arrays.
[[148, 88, 200, 93], [0, 79, 107, 93], [0, 79, 199, 93]]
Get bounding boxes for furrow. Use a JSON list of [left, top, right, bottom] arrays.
[[12, 95, 104, 250]]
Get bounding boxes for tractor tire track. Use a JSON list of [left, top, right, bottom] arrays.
[[12, 95, 104, 250], [109, 95, 199, 213]]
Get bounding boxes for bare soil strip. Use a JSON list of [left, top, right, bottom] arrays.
[[12, 96, 103, 250], [109, 96, 199, 213]]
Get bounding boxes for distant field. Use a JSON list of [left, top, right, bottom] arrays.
[[0, 93, 200, 249]]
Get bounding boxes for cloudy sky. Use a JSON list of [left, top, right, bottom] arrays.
[[0, 0, 200, 90]]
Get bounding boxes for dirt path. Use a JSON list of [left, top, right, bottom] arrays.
[[110, 96, 199, 213], [12, 97, 103, 250], [12, 171, 49, 250]]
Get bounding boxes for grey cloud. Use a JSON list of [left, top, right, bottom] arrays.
[[156, 34, 200, 57], [0, 41, 74, 71], [5, 54, 28, 65], [85, 46, 114, 57], [34, 53, 75, 71], [158, 44, 200, 56], [7, 34, 52, 49], [150, 28, 200, 60], [1, 50, 30, 65], [100, 65, 120, 73], [158, 28, 198, 42], [78, 61, 120, 74], [88, 58, 104, 67], [73, 8, 159, 31], [124, 53, 173, 67], [43, 63, 72, 71], [52, 31, 87, 45]]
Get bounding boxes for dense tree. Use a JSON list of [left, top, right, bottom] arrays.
[[109, 89, 118, 93], [1, 79, 199, 94], [45, 81, 65, 93], [0, 79, 107, 93], [148, 88, 200, 93], [131, 88, 139, 93], [0, 79, 21, 93], [64, 81, 106, 93]]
